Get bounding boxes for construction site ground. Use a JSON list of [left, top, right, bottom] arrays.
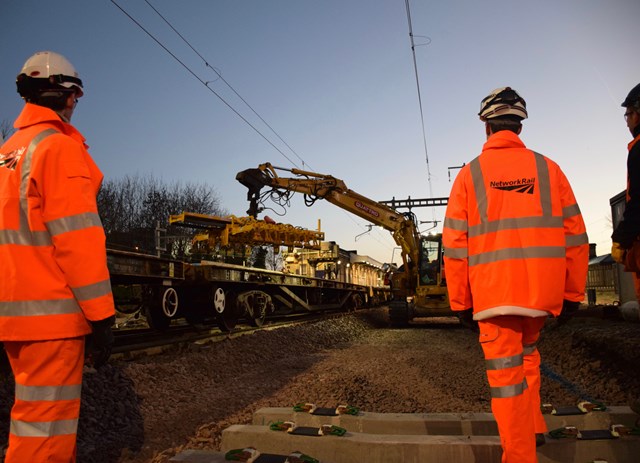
[[1, 304, 639, 462]]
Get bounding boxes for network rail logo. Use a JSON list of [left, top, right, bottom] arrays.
[[490, 177, 536, 194], [0, 147, 26, 171]]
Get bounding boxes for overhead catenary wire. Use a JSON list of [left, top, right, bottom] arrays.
[[404, 0, 433, 190], [110, 0, 301, 169], [142, 0, 312, 171], [405, 0, 436, 223], [110, 0, 397, 259]]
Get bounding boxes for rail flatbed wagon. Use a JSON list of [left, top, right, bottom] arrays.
[[107, 249, 390, 332]]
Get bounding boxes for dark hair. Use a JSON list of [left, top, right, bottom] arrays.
[[487, 115, 522, 134], [27, 91, 69, 111]]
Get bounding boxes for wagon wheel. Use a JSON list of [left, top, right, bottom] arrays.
[[212, 287, 238, 332], [241, 291, 270, 327], [144, 305, 170, 331], [144, 286, 175, 331], [161, 287, 179, 318], [250, 293, 266, 327]]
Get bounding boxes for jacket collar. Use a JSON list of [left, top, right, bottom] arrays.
[[482, 130, 525, 151], [14, 103, 86, 145]]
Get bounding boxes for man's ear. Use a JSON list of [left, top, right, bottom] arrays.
[[65, 93, 76, 109], [485, 122, 491, 137], [517, 125, 522, 135]]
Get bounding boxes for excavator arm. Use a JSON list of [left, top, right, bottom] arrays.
[[236, 163, 422, 288]]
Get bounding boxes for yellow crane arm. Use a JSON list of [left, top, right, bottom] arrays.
[[236, 163, 421, 273]]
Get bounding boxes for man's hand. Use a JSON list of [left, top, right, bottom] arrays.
[[457, 308, 478, 332], [557, 300, 580, 325], [611, 242, 625, 264], [88, 315, 115, 368]]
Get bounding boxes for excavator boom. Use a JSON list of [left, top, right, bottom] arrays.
[[236, 163, 421, 271]]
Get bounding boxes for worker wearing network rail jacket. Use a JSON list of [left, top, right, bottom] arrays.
[[443, 87, 589, 463], [0, 51, 116, 462]]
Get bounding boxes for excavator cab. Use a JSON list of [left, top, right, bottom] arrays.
[[419, 237, 438, 285], [418, 235, 444, 287]]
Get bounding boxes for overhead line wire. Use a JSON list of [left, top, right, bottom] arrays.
[[110, 0, 300, 168], [141, 1, 400, 256], [142, 0, 312, 170], [405, 0, 436, 223], [111, 0, 395, 258]]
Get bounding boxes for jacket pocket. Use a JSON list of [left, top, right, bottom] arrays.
[[64, 161, 90, 179]]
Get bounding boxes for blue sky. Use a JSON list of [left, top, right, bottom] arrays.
[[1, 0, 639, 265]]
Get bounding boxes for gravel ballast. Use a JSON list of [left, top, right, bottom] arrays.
[[0, 307, 638, 463]]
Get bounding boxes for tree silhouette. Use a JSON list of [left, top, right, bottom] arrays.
[[97, 173, 226, 258]]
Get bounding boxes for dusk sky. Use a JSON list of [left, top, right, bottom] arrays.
[[1, 0, 638, 264]]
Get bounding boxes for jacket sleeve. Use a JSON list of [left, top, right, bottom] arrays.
[[558, 167, 589, 303], [443, 168, 473, 312], [36, 134, 115, 322]]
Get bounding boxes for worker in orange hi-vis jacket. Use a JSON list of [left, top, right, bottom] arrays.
[[0, 51, 116, 462], [443, 87, 589, 463]]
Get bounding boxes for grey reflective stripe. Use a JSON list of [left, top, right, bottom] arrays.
[[469, 157, 488, 222], [523, 343, 537, 355], [0, 299, 81, 317], [485, 353, 523, 370], [46, 212, 102, 236], [533, 152, 552, 216], [563, 203, 581, 218], [0, 129, 58, 247], [566, 232, 589, 247], [71, 278, 112, 302], [444, 217, 467, 231], [469, 246, 565, 266], [10, 418, 78, 437], [490, 378, 528, 399], [19, 129, 58, 201], [468, 216, 563, 237], [15, 383, 81, 402], [444, 247, 468, 259], [0, 228, 52, 246]]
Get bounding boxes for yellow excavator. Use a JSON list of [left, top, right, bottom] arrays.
[[236, 162, 451, 326]]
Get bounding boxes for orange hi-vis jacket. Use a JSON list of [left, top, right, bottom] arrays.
[[443, 131, 588, 320], [0, 103, 115, 340]]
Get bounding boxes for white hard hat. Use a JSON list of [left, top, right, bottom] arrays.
[[17, 51, 83, 97], [479, 87, 527, 121]]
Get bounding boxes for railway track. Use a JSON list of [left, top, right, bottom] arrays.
[[112, 310, 346, 359]]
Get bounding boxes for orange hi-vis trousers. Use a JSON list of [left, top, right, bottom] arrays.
[[4, 337, 84, 463], [478, 315, 547, 463]]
